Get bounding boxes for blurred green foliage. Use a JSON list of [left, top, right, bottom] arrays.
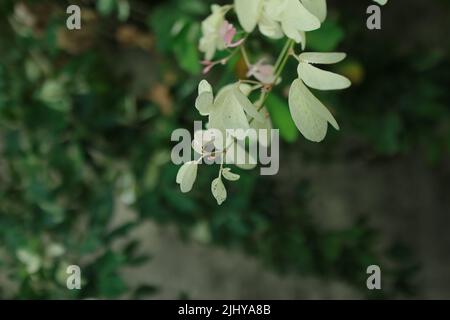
[[2, 0, 448, 299]]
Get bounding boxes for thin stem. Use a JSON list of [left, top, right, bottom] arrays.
[[274, 39, 291, 73], [218, 162, 224, 178], [273, 39, 294, 82], [260, 40, 295, 109], [225, 46, 241, 62], [240, 45, 251, 67], [248, 40, 295, 126], [239, 79, 261, 85]]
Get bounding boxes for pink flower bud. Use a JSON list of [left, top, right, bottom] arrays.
[[220, 20, 245, 48], [247, 59, 276, 84]]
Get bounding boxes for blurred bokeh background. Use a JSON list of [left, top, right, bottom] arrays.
[[0, 0, 449, 299]]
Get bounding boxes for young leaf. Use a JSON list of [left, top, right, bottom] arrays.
[[222, 168, 240, 181], [176, 161, 198, 193], [211, 177, 227, 205], [195, 80, 214, 115]]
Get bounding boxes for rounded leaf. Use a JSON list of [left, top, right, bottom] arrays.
[[211, 177, 227, 205], [299, 52, 347, 65], [222, 168, 240, 181], [298, 62, 351, 91], [210, 86, 250, 132], [288, 79, 339, 142], [176, 161, 198, 193], [195, 80, 214, 115], [198, 79, 213, 95]]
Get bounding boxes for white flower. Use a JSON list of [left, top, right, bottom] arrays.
[[234, 0, 263, 33], [258, 5, 284, 39], [234, 0, 321, 44], [288, 52, 350, 142], [199, 5, 232, 60], [176, 161, 198, 193], [301, 0, 327, 22]]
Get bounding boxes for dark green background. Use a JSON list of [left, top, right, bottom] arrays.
[[0, 0, 449, 299]]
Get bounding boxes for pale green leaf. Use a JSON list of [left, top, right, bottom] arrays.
[[298, 62, 351, 90], [225, 140, 257, 170], [222, 168, 240, 181], [288, 79, 339, 142], [210, 87, 250, 133], [176, 161, 198, 193], [211, 177, 227, 205], [238, 83, 253, 96], [233, 85, 265, 123], [299, 52, 346, 65], [195, 80, 214, 115], [198, 79, 212, 95], [195, 93, 213, 116]]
